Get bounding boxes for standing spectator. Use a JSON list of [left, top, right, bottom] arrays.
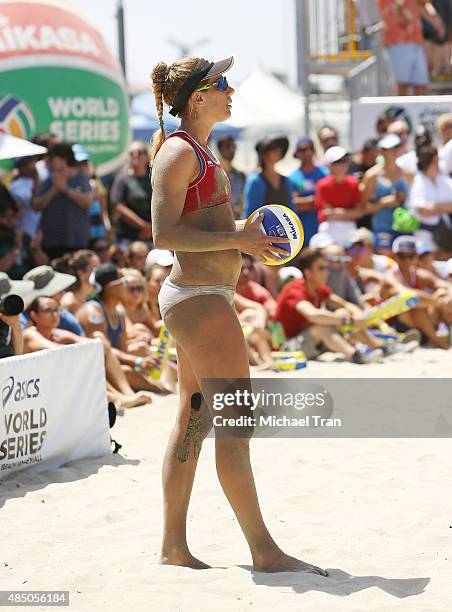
[[318, 125, 339, 156], [289, 137, 328, 245], [32, 144, 94, 260], [243, 136, 294, 218], [217, 135, 246, 219], [315, 146, 363, 245], [436, 113, 452, 176], [378, 0, 445, 95], [32, 133, 59, 181], [422, 0, 450, 79], [407, 146, 452, 253], [0, 186, 26, 279], [110, 141, 152, 247], [9, 156, 41, 242], [72, 144, 111, 241], [361, 134, 409, 254]]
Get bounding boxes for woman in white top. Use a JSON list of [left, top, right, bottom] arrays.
[[408, 147, 452, 253]]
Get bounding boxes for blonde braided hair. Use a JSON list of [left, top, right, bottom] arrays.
[[150, 57, 201, 163]]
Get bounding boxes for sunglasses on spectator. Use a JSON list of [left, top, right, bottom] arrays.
[[297, 146, 314, 153], [397, 252, 416, 260], [348, 242, 365, 252], [314, 265, 329, 271], [94, 244, 109, 253], [127, 284, 145, 293], [196, 76, 229, 92], [129, 150, 147, 157]]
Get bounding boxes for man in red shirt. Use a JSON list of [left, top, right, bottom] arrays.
[[315, 146, 363, 246], [274, 248, 383, 363]]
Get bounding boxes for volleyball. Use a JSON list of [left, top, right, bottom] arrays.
[[245, 204, 304, 266]]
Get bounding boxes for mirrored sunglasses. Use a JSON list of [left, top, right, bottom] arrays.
[[196, 76, 229, 92]]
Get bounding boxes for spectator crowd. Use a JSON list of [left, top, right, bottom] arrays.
[[1, 108, 452, 408]]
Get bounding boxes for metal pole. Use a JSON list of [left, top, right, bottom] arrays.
[[116, 0, 127, 79], [295, 0, 311, 135]]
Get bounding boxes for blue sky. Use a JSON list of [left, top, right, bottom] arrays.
[[75, 0, 297, 87]]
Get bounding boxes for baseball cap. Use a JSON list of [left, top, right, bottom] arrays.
[[378, 133, 402, 150], [145, 249, 174, 269], [72, 144, 90, 162], [309, 232, 335, 249], [416, 241, 434, 256], [323, 145, 349, 165], [392, 235, 418, 254], [169, 56, 234, 117], [346, 227, 374, 247]]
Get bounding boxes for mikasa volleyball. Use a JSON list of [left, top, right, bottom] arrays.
[[245, 205, 304, 266]]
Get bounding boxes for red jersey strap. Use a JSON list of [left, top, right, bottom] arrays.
[[165, 130, 231, 213]]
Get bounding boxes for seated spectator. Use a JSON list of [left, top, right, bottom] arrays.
[[436, 113, 452, 176], [345, 227, 398, 302], [21, 265, 83, 335], [58, 250, 101, 315], [89, 237, 111, 264], [234, 291, 275, 368], [417, 241, 452, 278], [274, 248, 383, 363], [407, 146, 452, 254], [0, 273, 32, 358], [23, 296, 153, 409], [109, 141, 152, 248], [235, 254, 277, 318], [109, 243, 126, 268], [321, 243, 362, 306], [289, 137, 328, 244], [217, 135, 246, 219], [77, 263, 171, 394], [118, 267, 159, 344], [315, 146, 363, 245], [125, 241, 149, 273], [361, 134, 409, 255], [145, 261, 172, 325], [382, 236, 452, 348], [32, 143, 94, 260], [378, 0, 444, 95], [244, 136, 294, 218]]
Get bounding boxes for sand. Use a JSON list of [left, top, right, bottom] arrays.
[[1, 347, 451, 612]]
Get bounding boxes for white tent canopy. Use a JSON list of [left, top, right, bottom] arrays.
[[0, 133, 47, 161], [224, 67, 306, 132]]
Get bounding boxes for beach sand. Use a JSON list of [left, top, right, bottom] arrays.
[[1, 347, 451, 612]]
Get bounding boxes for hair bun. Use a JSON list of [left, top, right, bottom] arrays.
[[151, 62, 170, 85]]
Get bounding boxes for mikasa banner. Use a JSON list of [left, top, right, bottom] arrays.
[[0, 340, 111, 479]]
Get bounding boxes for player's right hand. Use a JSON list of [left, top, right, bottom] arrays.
[[237, 213, 290, 263]]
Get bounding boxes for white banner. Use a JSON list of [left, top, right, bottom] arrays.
[[351, 96, 452, 151], [0, 340, 111, 479]]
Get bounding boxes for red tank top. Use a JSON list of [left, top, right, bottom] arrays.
[[165, 130, 231, 213]]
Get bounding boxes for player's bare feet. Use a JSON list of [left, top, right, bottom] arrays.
[[160, 547, 211, 569], [253, 550, 328, 575]]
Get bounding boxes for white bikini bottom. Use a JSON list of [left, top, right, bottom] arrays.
[[158, 277, 235, 324]]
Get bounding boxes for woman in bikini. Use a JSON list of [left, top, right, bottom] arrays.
[[150, 55, 327, 575]]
